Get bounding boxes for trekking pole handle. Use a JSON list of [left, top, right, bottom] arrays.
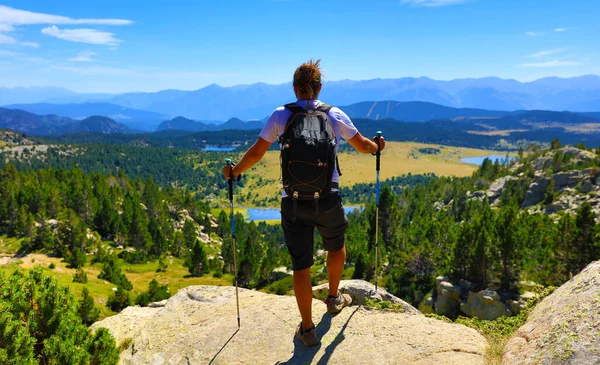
[[226, 159, 234, 201], [375, 131, 382, 172]]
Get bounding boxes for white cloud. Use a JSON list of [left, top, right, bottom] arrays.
[[526, 48, 565, 58], [68, 51, 97, 62], [0, 5, 132, 28], [0, 24, 15, 32], [519, 60, 581, 68], [555, 28, 568, 32], [21, 41, 39, 48], [400, 0, 466, 6], [526, 31, 544, 37], [42, 26, 122, 46], [0, 33, 16, 44]]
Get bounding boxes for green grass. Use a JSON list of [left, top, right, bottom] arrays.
[[0, 235, 24, 254]]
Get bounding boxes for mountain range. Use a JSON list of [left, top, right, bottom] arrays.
[[0, 108, 131, 135], [156, 116, 264, 132], [2, 75, 600, 122]]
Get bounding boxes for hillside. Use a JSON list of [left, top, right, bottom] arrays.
[[0, 108, 131, 135], [4, 102, 167, 131], [341, 100, 508, 121], [155, 117, 263, 132]]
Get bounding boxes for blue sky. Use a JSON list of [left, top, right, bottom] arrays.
[[0, 0, 598, 93]]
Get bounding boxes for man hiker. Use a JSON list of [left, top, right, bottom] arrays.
[[223, 59, 385, 347]]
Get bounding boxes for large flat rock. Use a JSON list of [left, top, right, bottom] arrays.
[[503, 261, 600, 365], [92, 284, 488, 365]]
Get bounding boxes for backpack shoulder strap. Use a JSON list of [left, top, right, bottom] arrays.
[[316, 104, 332, 113], [284, 103, 305, 116]]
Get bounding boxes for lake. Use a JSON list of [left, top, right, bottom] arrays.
[[246, 206, 364, 222], [461, 155, 515, 165], [204, 146, 236, 152]]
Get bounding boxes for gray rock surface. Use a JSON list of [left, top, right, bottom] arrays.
[[434, 278, 462, 317], [460, 290, 508, 320], [312, 279, 421, 315], [92, 284, 489, 365], [503, 261, 600, 365]]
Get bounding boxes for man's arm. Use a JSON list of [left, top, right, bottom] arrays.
[[223, 137, 272, 179], [347, 131, 386, 154]]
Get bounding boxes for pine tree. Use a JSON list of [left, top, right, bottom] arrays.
[[187, 241, 208, 277], [576, 202, 597, 271], [0, 268, 119, 364], [78, 287, 100, 326]]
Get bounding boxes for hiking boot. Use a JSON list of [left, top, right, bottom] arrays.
[[325, 292, 352, 314], [295, 322, 319, 347]]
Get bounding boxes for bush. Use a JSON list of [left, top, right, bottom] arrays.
[[107, 286, 131, 312], [49, 263, 56, 269], [0, 268, 119, 364], [99, 255, 132, 290], [135, 279, 170, 307], [72, 268, 88, 284]]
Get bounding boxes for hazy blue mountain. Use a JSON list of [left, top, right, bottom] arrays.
[[340, 101, 508, 121], [106, 89, 190, 110], [0, 87, 76, 106], [4, 75, 600, 120], [0, 108, 130, 135], [156, 116, 264, 132], [156, 117, 210, 132], [146, 83, 292, 121], [116, 75, 600, 119], [60, 116, 131, 135], [218, 117, 264, 131], [4, 102, 167, 131]]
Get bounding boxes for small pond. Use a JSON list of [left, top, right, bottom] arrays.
[[461, 155, 515, 165], [204, 146, 236, 152], [246, 206, 364, 222]]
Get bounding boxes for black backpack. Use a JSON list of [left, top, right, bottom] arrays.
[[279, 103, 341, 203]]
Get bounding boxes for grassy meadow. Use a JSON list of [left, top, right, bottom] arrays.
[[233, 141, 512, 207]]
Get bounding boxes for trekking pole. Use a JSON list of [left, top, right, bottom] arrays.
[[374, 131, 382, 292], [226, 158, 241, 328]]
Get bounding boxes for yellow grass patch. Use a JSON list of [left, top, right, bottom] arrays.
[[468, 129, 528, 136], [246, 141, 506, 184]]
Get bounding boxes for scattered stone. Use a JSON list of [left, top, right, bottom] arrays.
[[460, 290, 508, 320], [92, 284, 488, 365], [545, 201, 568, 214], [503, 261, 600, 365], [434, 279, 462, 317], [579, 180, 594, 193]]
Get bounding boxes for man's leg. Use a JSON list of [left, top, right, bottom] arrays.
[[326, 246, 346, 297], [293, 267, 314, 331]]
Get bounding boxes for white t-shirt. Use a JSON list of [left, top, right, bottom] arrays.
[[259, 100, 358, 194]]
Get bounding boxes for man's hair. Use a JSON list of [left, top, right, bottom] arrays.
[[293, 59, 322, 99]]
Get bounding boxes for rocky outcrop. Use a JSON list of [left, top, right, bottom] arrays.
[[531, 147, 597, 171], [92, 283, 489, 365], [503, 261, 600, 365], [460, 290, 510, 320]]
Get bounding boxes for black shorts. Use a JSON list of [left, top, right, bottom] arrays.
[[281, 192, 348, 271]]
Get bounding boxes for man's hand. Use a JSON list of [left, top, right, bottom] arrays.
[[223, 162, 236, 180], [372, 135, 386, 152]]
